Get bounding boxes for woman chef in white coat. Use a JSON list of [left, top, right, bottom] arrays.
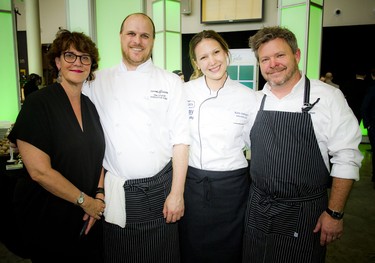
[[178, 30, 258, 263]]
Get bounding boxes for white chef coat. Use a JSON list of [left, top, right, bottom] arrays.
[[83, 59, 190, 180], [258, 75, 363, 181], [185, 76, 258, 171]]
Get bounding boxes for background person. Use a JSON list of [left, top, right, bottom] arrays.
[[243, 26, 363, 263], [319, 75, 326, 82], [324, 72, 340, 89], [340, 68, 368, 124], [22, 73, 42, 100], [178, 30, 257, 263], [83, 13, 190, 263], [8, 29, 106, 263], [173, 69, 185, 82]]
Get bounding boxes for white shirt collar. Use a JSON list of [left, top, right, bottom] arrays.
[[119, 58, 153, 73], [262, 73, 305, 99]]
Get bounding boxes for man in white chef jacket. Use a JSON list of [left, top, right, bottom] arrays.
[[83, 13, 190, 263]]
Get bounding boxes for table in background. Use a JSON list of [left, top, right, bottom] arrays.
[[0, 155, 28, 257]]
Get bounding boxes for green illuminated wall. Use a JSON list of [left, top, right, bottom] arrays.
[[95, 0, 144, 69], [66, 0, 93, 38], [152, 0, 181, 71], [0, 0, 20, 122], [361, 122, 368, 136], [279, 0, 366, 136], [280, 5, 307, 72], [306, 5, 323, 79], [279, 0, 323, 79]]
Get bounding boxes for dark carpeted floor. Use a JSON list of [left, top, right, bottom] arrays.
[[1, 143, 374, 263]]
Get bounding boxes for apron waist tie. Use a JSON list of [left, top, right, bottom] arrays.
[[123, 160, 173, 212], [252, 184, 326, 203], [124, 184, 151, 211], [196, 177, 211, 201]]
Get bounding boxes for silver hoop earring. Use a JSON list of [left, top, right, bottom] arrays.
[[56, 69, 62, 83]]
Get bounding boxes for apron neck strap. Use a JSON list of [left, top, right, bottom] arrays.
[[302, 76, 320, 113]]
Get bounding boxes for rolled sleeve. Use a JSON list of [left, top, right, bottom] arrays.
[[327, 88, 363, 181]]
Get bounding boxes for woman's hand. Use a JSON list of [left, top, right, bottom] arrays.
[[80, 195, 105, 220]]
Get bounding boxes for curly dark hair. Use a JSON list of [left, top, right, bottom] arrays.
[[47, 29, 99, 81]]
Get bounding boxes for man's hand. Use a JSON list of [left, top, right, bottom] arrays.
[[313, 211, 344, 246]]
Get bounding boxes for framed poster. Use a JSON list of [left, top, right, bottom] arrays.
[[201, 0, 263, 24], [227, 48, 258, 90]]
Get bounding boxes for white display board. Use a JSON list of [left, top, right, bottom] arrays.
[[228, 48, 258, 90]]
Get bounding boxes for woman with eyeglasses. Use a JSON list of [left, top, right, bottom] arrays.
[[8, 29, 105, 262]]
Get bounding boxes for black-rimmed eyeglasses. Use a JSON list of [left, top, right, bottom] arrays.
[[63, 52, 92, 65]]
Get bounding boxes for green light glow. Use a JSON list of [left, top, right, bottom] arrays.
[[154, 32, 165, 67], [0, 4, 20, 123], [280, 6, 307, 71], [361, 121, 368, 136], [95, 0, 143, 69], [166, 1, 180, 32], [153, 1, 164, 32], [280, 1, 366, 136], [0, 0, 11, 9], [66, 0, 91, 36], [306, 5, 323, 79], [166, 32, 181, 71], [279, 2, 323, 79], [152, 0, 181, 71]]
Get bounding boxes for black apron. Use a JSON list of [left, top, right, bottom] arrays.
[[243, 77, 330, 263], [103, 160, 180, 263], [179, 166, 249, 263]]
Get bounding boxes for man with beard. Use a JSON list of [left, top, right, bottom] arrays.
[[242, 26, 363, 263], [83, 13, 190, 263]]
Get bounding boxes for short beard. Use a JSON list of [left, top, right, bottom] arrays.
[[267, 64, 299, 87]]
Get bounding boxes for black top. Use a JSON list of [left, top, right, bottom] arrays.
[[8, 82, 105, 261]]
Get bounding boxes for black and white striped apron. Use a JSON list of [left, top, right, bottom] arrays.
[[243, 77, 330, 263], [103, 160, 180, 263], [179, 165, 250, 263]]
